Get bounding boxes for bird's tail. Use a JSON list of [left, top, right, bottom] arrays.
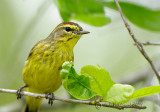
[[25, 88, 43, 112]]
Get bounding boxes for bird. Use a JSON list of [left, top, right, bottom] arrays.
[[16, 22, 90, 112]]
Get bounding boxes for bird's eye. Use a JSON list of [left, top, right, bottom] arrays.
[[65, 27, 72, 32]]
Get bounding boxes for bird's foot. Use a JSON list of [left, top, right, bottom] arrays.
[[45, 93, 55, 106], [16, 85, 27, 99]]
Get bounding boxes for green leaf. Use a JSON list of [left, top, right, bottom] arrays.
[[104, 84, 135, 104], [74, 15, 110, 27], [101, 1, 160, 31], [81, 65, 115, 98], [131, 86, 160, 99], [55, 0, 110, 26], [60, 61, 96, 100]]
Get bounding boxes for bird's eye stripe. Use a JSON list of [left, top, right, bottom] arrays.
[[65, 27, 72, 32]]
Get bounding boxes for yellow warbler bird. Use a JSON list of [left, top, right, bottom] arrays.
[[17, 22, 89, 112]]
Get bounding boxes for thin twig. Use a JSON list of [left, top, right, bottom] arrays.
[[114, 0, 160, 81], [141, 42, 160, 46], [0, 88, 146, 110]]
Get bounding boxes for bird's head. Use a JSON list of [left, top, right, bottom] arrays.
[[48, 22, 89, 46]]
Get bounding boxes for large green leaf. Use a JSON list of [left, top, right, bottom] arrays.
[[60, 62, 96, 100], [60, 62, 160, 105], [131, 86, 160, 99], [81, 65, 115, 98], [74, 15, 110, 27], [104, 84, 135, 104], [101, 1, 160, 31], [55, 0, 110, 26]]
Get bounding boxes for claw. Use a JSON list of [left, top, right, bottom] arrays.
[[16, 85, 27, 99], [45, 93, 55, 106], [16, 88, 22, 99]]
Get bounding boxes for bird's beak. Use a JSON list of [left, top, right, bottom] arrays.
[[76, 31, 90, 35]]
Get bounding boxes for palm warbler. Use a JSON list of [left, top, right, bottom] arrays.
[[17, 22, 89, 112]]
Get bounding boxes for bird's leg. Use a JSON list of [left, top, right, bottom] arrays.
[[45, 93, 55, 106], [16, 85, 28, 99]]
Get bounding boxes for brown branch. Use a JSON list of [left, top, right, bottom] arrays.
[[114, 0, 160, 81], [0, 88, 146, 110], [142, 42, 160, 46]]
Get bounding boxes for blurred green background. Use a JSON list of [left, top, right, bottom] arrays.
[[0, 0, 160, 112]]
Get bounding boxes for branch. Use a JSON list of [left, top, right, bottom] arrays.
[[141, 42, 160, 46], [0, 88, 146, 110], [114, 0, 160, 81]]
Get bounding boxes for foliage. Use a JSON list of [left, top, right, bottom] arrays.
[[55, 0, 160, 31], [104, 84, 134, 104], [101, 1, 160, 31], [60, 62, 96, 100], [81, 65, 115, 98], [61, 61, 160, 105], [131, 86, 160, 99], [55, 0, 110, 26]]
